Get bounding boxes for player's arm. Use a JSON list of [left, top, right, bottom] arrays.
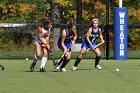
[[37, 26, 47, 46], [61, 29, 67, 52], [44, 29, 52, 50], [47, 28, 51, 37], [45, 28, 51, 44], [99, 29, 105, 43], [86, 27, 93, 46], [71, 25, 77, 45]]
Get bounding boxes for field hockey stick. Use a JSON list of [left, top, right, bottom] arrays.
[[0, 65, 4, 70], [49, 50, 57, 67], [56, 45, 72, 66], [84, 42, 105, 55], [92, 42, 105, 50]]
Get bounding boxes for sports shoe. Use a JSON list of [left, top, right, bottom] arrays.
[[40, 68, 46, 72], [55, 65, 60, 70], [30, 63, 36, 71], [60, 68, 67, 72], [72, 66, 77, 71], [96, 65, 102, 70]]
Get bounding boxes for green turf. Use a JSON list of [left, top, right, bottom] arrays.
[[0, 59, 140, 93], [1, 50, 140, 59]]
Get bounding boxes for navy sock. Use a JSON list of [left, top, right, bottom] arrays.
[[95, 56, 101, 67], [74, 56, 81, 67], [61, 56, 70, 68]]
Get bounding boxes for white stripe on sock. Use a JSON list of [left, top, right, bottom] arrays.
[[32, 54, 38, 64], [35, 54, 38, 59]]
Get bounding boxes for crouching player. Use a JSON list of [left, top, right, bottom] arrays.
[[55, 22, 77, 72], [72, 18, 105, 71], [30, 18, 52, 72]]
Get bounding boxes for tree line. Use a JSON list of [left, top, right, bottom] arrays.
[[0, 0, 140, 51]]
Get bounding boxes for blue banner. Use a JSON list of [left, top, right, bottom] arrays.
[[114, 7, 128, 60]]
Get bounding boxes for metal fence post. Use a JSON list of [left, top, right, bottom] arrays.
[[105, 0, 110, 60]]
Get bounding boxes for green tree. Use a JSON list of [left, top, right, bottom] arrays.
[[0, 0, 52, 22]]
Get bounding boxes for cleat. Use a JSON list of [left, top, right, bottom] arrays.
[[72, 66, 77, 71], [60, 68, 67, 72], [40, 68, 46, 72], [30, 63, 36, 72], [55, 65, 60, 70], [95, 65, 102, 70]]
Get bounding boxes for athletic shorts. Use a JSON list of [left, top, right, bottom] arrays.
[[57, 38, 71, 49], [81, 38, 97, 49], [34, 35, 47, 45]]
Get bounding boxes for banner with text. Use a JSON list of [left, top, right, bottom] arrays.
[[114, 7, 128, 60]]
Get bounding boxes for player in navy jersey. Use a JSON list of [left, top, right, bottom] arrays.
[[56, 22, 77, 72], [30, 18, 52, 72], [72, 18, 105, 71]]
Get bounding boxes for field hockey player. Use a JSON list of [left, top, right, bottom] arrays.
[[72, 18, 105, 71], [30, 18, 52, 72], [55, 22, 77, 72]]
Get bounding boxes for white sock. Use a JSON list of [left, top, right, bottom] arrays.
[[32, 54, 38, 64], [40, 57, 48, 68]]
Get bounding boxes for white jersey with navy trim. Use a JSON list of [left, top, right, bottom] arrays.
[[34, 27, 51, 45]]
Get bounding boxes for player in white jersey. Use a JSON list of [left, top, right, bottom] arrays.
[[30, 18, 52, 72]]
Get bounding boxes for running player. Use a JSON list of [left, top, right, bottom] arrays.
[[72, 18, 105, 71], [30, 18, 52, 72], [55, 22, 77, 72]]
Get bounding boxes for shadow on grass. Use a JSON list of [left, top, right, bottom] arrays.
[[23, 70, 60, 73], [23, 68, 92, 73], [24, 70, 40, 72]]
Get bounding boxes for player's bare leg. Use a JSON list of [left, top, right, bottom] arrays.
[[30, 44, 41, 71]]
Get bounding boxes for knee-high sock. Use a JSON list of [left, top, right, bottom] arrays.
[[74, 56, 81, 67], [32, 54, 38, 65], [95, 56, 101, 67], [60, 56, 70, 68], [40, 57, 48, 68]]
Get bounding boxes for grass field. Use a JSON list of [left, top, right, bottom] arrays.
[[1, 50, 140, 59], [0, 59, 140, 93]]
